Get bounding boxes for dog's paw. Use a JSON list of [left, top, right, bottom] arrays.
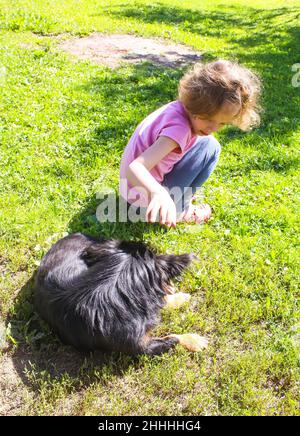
[[171, 333, 209, 352], [165, 292, 191, 309]]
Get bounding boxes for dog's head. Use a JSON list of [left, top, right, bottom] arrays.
[[117, 240, 196, 282], [102, 240, 196, 292], [80, 237, 196, 298], [155, 252, 197, 283]]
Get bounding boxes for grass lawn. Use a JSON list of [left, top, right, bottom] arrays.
[[0, 0, 299, 416]]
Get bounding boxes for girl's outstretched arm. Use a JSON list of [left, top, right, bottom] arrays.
[[126, 136, 179, 227]]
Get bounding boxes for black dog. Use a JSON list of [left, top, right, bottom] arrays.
[[35, 233, 208, 355]]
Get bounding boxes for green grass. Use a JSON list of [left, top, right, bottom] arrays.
[[0, 0, 299, 416]]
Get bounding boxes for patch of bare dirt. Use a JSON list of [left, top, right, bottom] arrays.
[[0, 351, 34, 416], [60, 33, 202, 68]]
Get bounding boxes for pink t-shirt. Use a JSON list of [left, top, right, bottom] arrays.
[[119, 100, 198, 207]]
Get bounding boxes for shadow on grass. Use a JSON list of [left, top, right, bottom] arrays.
[[7, 62, 178, 391], [73, 56, 299, 187], [101, 2, 300, 142], [67, 191, 170, 240], [104, 2, 299, 43]]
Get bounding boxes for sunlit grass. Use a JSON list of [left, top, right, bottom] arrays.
[[0, 0, 299, 416]]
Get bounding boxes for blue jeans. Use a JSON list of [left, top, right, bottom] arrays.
[[162, 135, 221, 215]]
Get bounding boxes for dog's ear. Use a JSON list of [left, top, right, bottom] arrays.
[[156, 253, 197, 280], [80, 241, 108, 266]]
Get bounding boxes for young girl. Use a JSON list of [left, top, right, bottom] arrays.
[[119, 59, 261, 227]]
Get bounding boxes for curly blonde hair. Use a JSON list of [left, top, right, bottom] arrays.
[[178, 59, 262, 131]]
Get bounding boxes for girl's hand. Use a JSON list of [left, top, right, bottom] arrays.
[[146, 189, 177, 228]]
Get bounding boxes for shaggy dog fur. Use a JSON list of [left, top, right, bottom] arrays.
[[34, 233, 197, 356]]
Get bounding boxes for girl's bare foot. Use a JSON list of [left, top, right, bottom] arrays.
[[178, 203, 212, 224]]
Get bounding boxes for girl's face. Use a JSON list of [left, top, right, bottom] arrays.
[[189, 102, 240, 136]]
